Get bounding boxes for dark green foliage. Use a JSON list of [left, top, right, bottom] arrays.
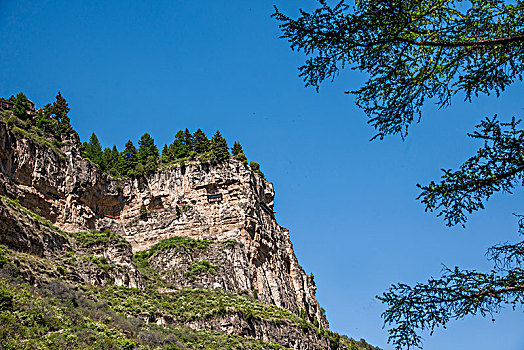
[[140, 204, 148, 219], [231, 141, 243, 156], [210, 130, 230, 163], [418, 117, 524, 227], [183, 260, 218, 279], [192, 129, 210, 154], [83, 132, 104, 168], [5, 92, 264, 179], [12, 92, 30, 120], [103, 146, 120, 172], [68, 229, 129, 248], [160, 144, 170, 163], [250, 161, 265, 178], [0, 288, 13, 311], [273, 0, 524, 139], [137, 133, 159, 173], [35, 108, 58, 136], [119, 140, 138, 176], [0, 247, 7, 268], [184, 128, 193, 154], [50, 91, 72, 133], [57, 265, 66, 276], [51, 90, 70, 120], [378, 116, 524, 349], [275, 2, 524, 348], [235, 151, 248, 164], [176, 130, 191, 159]]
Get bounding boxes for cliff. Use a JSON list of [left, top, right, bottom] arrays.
[[0, 110, 379, 350]]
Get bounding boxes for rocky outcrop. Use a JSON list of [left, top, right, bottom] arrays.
[[0, 197, 69, 257], [0, 118, 326, 327]]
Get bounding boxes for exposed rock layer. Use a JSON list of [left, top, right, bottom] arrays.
[[0, 119, 325, 327]]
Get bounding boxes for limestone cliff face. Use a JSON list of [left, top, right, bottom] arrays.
[[0, 119, 326, 327]]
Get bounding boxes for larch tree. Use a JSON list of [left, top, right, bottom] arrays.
[[274, 0, 524, 349]]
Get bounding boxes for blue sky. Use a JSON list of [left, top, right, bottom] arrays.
[[1, 1, 523, 349]]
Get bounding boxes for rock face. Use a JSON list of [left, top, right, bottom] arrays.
[[0, 119, 326, 327]]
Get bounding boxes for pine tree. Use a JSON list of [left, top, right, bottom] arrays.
[[50, 91, 71, 134], [170, 130, 187, 159], [231, 141, 243, 156], [160, 144, 170, 163], [111, 145, 120, 165], [232, 141, 247, 164], [193, 129, 210, 154], [84, 133, 103, 167], [137, 133, 159, 172], [183, 128, 193, 156], [211, 130, 230, 163], [102, 148, 112, 171], [12, 92, 30, 120], [119, 140, 137, 176], [103, 146, 120, 171]]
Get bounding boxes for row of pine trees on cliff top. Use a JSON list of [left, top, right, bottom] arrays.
[[1, 91, 263, 178], [1, 91, 73, 136], [81, 129, 262, 178]]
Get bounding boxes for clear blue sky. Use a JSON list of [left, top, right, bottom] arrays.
[[1, 1, 523, 349]]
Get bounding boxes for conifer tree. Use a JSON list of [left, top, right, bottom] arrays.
[[211, 130, 230, 163], [138, 133, 159, 172], [184, 128, 194, 156], [232, 141, 247, 164], [50, 91, 71, 134], [160, 144, 170, 163], [192, 129, 210, 154], [119, 140, 138, 176], [231, 141, 243, 156], [12, 92, 30, 120], [138, 133, 159, 163], [111, 145, 120, 165], [84, 132, 103, 167], [170, 130, 188, 159], [103, 147, 120, 171], [102, 148, 112, 171]]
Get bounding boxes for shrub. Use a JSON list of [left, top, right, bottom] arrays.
[[0, 248, 7, 268], [140, 204, 148, 219], [184, 260, 218, 279], [56, 266, 66, 276], [0, 288, 13, 311]]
